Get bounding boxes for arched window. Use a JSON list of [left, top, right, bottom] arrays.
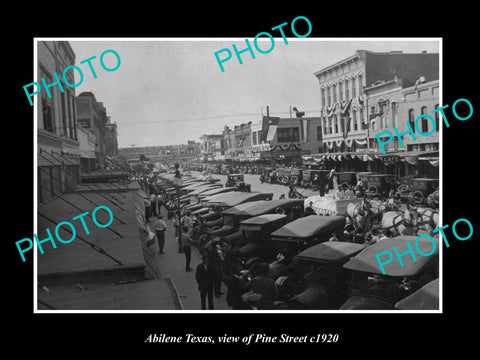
[[421, 106, 428, 133], [353, 110, 357, 131], [352, 77, 356, 97], [334, 115, 338, 133], [345, 79, 350, 100], [339, 81, 343, 102], [333, 83, 337, 103], [392, 102, 398, 127], [358, 74, 363, 94], [321, 88, 326, 107], [327, 86, 331, 106], [408, 109, 415, 133]]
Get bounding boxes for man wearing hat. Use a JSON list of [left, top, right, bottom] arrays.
[[195, 254, 216, 310]]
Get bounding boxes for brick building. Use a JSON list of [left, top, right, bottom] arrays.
[[37, 41, 80, 204]]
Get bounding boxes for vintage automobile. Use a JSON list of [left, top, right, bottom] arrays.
[[276, 168, 293, 185], [181, 184, 226, 205], [199, 192, 275, 234], [394, 278, 439, 310], [300, 169, 330, 189], [340, 236, 439, 310], [337, 171, 357, 188], [364, 174, 398, 197], [267, 215, 347, 281], [261, 167, 276, 184], [197, 186, 237, 199], [356, 172, 379, 187], [176, 182, 222, 203], [221, 199, 305, 223], [236, 214, 289, 259], [408, 178, 439, 205], [203, 175, 222, 183], [289, 168, 303, 186], [269, 215, 346, 259], [287, 242, 366, 309], [225, 174, 251, 192], [208, 198, 304, 239]]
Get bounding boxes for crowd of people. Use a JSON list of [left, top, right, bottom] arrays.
[[136, 165, 439, 311]]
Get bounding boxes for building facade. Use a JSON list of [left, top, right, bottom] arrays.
[[398, 79, 440, 152], [104, 116, 119, 157], [363, 77, 404, 153], [119, 142, 201, 164], [76, 92, 108, 169], [314, 50, 439, 155], [77, 125, 97, 173], [37, 41, 80, 204], [200, 134, 225, 161]]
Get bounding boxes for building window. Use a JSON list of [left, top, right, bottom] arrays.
[[333, 84, 337, 103], [379, 102, 387, 128], [277, 127, 299, 142], [61, 91, 67, 137], [392, 102, 398, 127], [321, 88, 326, 107], [317, 125, 322, 141], [41, 97, 54, 133], [352, 77, 356, 98], [345, 79, 350, 100], [434, 104, 439, 132], [358, 74, 363, 95], [334, 115, 338, 133], [359, 108, 364, 129], [353, 110, 357, 131], [328, 118, 332, 135], [408, 109, 415, 133], [339, 82, 343, 102], [327, 87, 331, 106], [252, 131, 257, 145], [421, 106, 428, 133]]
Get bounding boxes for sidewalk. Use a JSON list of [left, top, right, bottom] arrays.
[[147, 206, 231, 310]]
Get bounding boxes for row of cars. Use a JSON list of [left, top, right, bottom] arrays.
[[158, 173, 439, 310], [263, 167, 439, 205]]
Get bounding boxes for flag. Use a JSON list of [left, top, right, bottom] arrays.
[[341, 99, 353, 139]]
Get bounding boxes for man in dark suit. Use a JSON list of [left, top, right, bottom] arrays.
[[195, 254, 216, 310]]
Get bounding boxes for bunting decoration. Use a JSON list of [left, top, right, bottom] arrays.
[[268, 143, 302, 152]]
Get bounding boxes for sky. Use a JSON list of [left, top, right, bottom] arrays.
[[67, 38, 440, 148]]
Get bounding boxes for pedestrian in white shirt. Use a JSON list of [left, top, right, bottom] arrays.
[[153, 215, 167, 254]]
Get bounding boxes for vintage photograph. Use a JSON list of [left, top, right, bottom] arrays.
[[34, 38, 440, 312]]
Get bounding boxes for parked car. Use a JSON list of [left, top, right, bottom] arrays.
[[269, 215, 346, 260], [237, 214, 289, 259], [408, 178, 439, 205], [288, 242, 366, 309], [364, 174, 398, 197], [225, 174, 251, 192], [340, 236, 439, 310], [394, 278, 439, 310]]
